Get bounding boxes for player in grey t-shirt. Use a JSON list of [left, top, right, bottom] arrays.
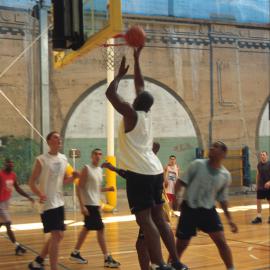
[[175, 141, 238, 270]]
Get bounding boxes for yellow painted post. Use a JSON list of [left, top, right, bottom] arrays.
[[104, 36, 117, 212], [104, 156, 117, 212]]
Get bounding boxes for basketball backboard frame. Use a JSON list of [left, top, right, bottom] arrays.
[[53, 0, 122, 69]]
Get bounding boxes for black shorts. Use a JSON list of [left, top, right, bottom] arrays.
[[125, 171, 164, 214], [176, 201, 223, 240], [84, 205, 104, 231], [41, 206, 65, 233], [257, 189, 270, 200]]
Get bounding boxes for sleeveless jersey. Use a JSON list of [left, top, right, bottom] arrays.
[[165, 164, 179, 194], [81, 165, 103, 206], [36, 153, 68, 211], [118, 111, 163, 175]]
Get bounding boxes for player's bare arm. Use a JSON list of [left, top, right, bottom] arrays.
[[106, 56, 137, 132], [175, 178, 186, 209], [76, 166, 89, 216], [219, 201, 238, 233], [14, 179, 34, 203], [28, 160, 46, 203], [134, 46, 144, 95], [64, 170, 80, 184]]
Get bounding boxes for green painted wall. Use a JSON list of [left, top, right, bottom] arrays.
[[258, 136, 270, 153]]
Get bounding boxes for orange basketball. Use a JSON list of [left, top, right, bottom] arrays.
[[125, 26, 146, 48]]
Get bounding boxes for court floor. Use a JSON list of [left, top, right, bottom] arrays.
[[0, 196, 269, 270]]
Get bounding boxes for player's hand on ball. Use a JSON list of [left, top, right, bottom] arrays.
[[229, 221, 238, 233], [264, 181, 270, 189], [81, 206, 89, 216]]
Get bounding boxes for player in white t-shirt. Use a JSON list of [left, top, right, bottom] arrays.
[[28, 132, 79, 270], [70, 148, 120, 268]]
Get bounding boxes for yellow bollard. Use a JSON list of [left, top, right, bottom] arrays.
[[103, 156, 117, 212], [66, 163, 80, 185]]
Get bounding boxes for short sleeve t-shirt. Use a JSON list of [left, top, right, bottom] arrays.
[[0, 170, 16, 202], [181, 159, 231, 209], [257, 161, 270, 190]]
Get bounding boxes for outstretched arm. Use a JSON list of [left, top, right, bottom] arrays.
[[101, 162, 127, 178], [101, 186, 115, 192], [77, 166, 89, 216], [106, 56, 136, 118], [29, 160, 46, 203], [134, 47, 144, 96], [14, 178, 34, 202]]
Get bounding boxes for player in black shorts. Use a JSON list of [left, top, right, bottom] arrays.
[[175, 142, 238, 270], [102, 142, 186, 270], [70, 148, 120, 268], [251, 151, 270, 224], [28, 132, 79, 270]]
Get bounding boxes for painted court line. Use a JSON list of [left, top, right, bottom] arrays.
[[0, 233, 72, 270]]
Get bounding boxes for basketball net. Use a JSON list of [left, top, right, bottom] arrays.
[[100, 35, 129, 71]]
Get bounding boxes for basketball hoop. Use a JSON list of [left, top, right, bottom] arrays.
[[99, 35, 129, 71]]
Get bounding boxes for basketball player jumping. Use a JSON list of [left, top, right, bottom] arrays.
[[105, 47, 187, 270]]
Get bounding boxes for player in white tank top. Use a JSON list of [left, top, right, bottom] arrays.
[[70, 148, 120, 268], [106, 48, 187, 270], [28, 132, 79, 270], [164, 155, 180, 210]]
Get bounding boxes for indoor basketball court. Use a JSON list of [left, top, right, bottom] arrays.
[[0, 1, 269, 270]]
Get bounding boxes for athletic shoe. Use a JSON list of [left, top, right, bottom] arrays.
[[171, 261, 189, 270], [15, 245, 26, 255], [28, 261, 44, 270], [104, 255, 120, 268], [251, 217, 262, 224], [70, 251, 88, 264]]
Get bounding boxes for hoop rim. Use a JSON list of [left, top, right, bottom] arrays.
[[99, 33, 127, 47], [101, 42, 127, 47]]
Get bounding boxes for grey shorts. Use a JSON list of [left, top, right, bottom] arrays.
[[0, 201, 11, 224]]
